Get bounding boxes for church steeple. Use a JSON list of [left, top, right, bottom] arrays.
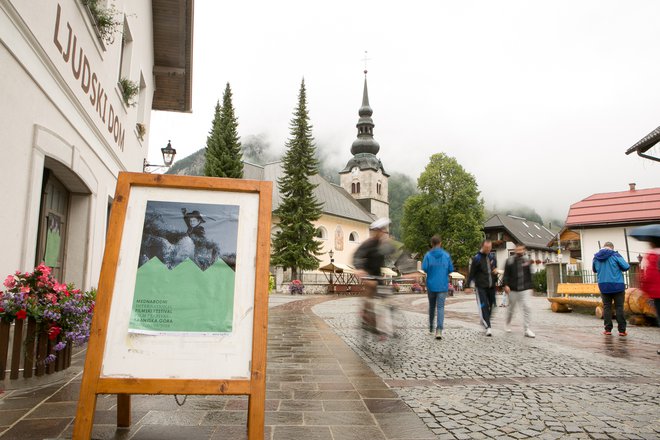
[[351, 72, 380, 155], [338, 67, 389, 220]]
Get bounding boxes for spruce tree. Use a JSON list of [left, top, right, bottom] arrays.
[[204, 83, 243, 178], [271, 79, 323, 280]]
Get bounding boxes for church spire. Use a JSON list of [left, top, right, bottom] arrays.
[[351, 71, 380, 155]]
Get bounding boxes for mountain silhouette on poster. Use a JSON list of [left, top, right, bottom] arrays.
[[129, 257, 235, 333]]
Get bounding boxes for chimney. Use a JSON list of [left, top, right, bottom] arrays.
[[629, 183, 636, 191]]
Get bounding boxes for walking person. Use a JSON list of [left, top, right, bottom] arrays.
[[466, 240, 498, 336], [592, 242, 630, 336], [422, 236, 454, 340], [503, 243, 535, 338], [353, 218, 395, 337], [639, 235, 660, 354]]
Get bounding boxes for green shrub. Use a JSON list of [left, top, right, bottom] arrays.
[[533, 269, 547, 293]]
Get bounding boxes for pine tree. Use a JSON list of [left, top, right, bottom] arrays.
[[271, 79, 323, 279], [204, 83, 243, 178]]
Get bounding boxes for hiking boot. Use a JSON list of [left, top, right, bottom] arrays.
[[524, 329, 536, 338], [435, 329, 443, 340], [619, 331, 628, 337], [485, 328, 492, 337], [602, 330, 612, 335]]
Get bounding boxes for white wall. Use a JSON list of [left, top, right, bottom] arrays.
[[0, 0, 158, 288], [579, 226, 651, 267]]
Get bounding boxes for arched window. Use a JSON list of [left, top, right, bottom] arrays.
[[351, 182, 356, 193], [356, 182, 360, 193], [315, 226, 327, 240], [349, 232, 359, 243], [376, 181, 382, 195]]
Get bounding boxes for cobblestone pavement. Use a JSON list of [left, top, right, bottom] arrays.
[[313, 294, 660, 439], [0, 295, 435, 440]]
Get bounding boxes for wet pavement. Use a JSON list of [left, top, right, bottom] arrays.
[[0, 292, 658, 439], [314, 293, 660, 439]]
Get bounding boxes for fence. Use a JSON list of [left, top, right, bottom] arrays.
[[0, 318, 72, 380], [564, 265, 641, 288]]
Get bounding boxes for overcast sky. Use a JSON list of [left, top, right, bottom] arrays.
[[149, 0, 660, 222]]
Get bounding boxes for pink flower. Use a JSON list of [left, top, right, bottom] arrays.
[[16, 309, 27, 320], [3, 275, 15, 288], [20, 286, 31, 294], [54, 283, 67, 293], [37, 263, 52, 276], [46, 293, 58, 304]]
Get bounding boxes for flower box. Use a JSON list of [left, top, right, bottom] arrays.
[[0, 264, 94, 379]]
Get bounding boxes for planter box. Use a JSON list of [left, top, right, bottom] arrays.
[[0, 318, 72, 380]]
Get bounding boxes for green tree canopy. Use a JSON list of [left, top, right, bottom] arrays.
[[270, 80, 323, 279], [204, 83, 243, 178], [401, 153, 484, 267]]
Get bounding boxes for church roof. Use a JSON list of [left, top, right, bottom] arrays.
[[243, 161, 375, 224]]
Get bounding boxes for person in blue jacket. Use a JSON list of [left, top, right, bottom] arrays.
[[592, 241, 630, 336], [422, 235, 454, 340]]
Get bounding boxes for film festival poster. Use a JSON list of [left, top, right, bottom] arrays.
[[128, 201, 240, 335]]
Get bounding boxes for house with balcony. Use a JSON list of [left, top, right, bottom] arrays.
[[563, 184, 660, 267], [483, 214, 557, 273]]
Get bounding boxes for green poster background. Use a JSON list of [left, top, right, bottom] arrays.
[[44, 215, 61, 267], [129, 257, 235, 333]]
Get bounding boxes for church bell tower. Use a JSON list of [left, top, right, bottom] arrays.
[[339, 70, 389, 219]]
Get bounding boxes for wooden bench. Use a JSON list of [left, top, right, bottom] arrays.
[[547, 283, 602, 313]]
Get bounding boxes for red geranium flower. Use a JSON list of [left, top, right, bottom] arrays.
[[48, 326, 62, 340], [16, 309, 27, 320]]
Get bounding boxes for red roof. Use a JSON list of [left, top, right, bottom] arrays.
[[565, 187, 660, 227]]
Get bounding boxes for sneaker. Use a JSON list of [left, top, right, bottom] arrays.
[[485, 328, 492, 337], [429, 329, 434, 336], [524, 329, 536, 338], [603, 330, 612, 335], [619, 331, 628, 337], [435, 329, 443, 340]]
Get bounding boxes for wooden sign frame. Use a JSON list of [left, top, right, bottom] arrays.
[[73, 173, 272, 439]]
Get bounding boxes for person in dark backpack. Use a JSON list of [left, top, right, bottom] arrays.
[[466, 240, 498, 336], [639, 237, 660, 354], [592, 241, 630, 336]]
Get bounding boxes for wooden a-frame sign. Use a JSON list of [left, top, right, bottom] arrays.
[[73, 173, 272, 439]]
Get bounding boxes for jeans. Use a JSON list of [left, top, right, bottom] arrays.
[[601, 291, 626, 332], [506, 289, 532, 331], [476, 287, 496, 329], [428, 291, 447, 331]]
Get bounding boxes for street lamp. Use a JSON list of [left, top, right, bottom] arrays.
[[328, 249, 335, 293], [143, 140, 177, 173]]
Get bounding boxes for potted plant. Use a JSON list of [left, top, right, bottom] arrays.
[[1, 263, 95, 368], [136, 122, 146, 141], [81, 0, 122, 45], [119, 78, 139, 107], [288, 279, 304, 295]]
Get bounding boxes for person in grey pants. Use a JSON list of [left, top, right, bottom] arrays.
[[503, 243, 535, 338]]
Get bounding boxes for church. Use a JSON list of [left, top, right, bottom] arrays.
[[243, 72, 390, 289]]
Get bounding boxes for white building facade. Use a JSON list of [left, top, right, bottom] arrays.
[[0, 0, 193, 289]]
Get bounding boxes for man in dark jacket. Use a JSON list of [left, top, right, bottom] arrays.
[[466, 240, 498, 336], [592, 242, 630, 336], [353, 218, 394, 336], [503, 243, 535, 338]]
